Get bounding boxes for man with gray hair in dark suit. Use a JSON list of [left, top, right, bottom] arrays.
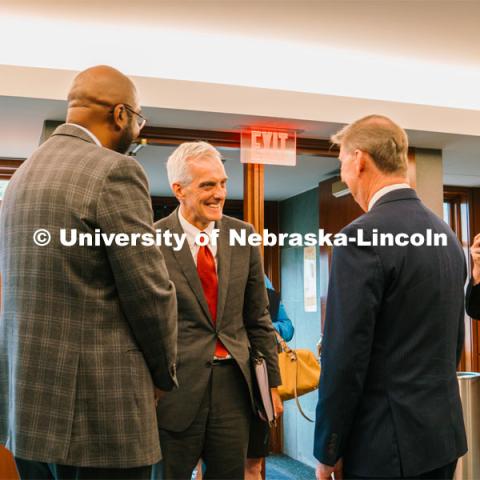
[[154, 141, 283, 480], [0, 66, 177, 480], [314, 115, 467, 480]]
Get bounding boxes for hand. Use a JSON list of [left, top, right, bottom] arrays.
[[154, 387, 165, 406], [316, 459, 343, 480], [471, 233, 480, 285], [271, 387, 284, 418]]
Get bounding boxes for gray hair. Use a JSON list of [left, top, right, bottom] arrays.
[[331, 115, 408, 175], [166, 141, 222, 186]]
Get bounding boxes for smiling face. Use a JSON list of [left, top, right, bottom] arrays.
[[173, 155, 228, 230]]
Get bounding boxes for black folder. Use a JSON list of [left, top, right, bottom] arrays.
[[250, 350, 275, 425]]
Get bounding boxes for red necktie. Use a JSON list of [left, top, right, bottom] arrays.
[[197, 245, 229, 358]]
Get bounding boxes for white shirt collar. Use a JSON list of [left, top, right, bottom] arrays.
[[65, 123, 102, 147], [178, 208, 215, 240], [178, 207, 216, 255], [368, 183, 411, 211]]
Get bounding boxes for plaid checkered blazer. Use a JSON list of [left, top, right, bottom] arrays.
[[0, 124, 178, 467]]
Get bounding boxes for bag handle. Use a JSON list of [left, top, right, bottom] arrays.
[[275, 331, 314, 422], [293, 360, 314, 423], [275, 331, 295, 356]]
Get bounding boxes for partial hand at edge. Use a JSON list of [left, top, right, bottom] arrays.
[[316, 459, 343, 480], [472, 233, 480, 285], [271, 387, 284, 418], [154, 388, 165, 406]]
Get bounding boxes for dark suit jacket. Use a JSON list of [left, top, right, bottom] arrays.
[[314, 189, 467, 477], [0, 125, 177, 467], [154, 210, 281, 432], [466, 280, 480, 318]]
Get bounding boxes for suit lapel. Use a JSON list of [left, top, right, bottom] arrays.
[[215, 217, 232, 327], [167, 210, 213, 323]]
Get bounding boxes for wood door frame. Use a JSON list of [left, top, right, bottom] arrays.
[[444, 186, 479, 372], [0, 158, 24, 180], [137, 126, 339, 158]]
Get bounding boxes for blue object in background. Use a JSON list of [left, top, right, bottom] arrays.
[[264, 275, 294, 342]]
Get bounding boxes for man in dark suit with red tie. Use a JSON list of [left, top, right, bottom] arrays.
[[154, 141, 282, 480]]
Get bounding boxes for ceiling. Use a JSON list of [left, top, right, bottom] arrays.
[[1, 95, 479, 200], [4, 1, 480, 68], [1, 1, 480, 112], [0, 1, 479, 197]]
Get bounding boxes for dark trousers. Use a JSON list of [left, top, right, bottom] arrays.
[[344, 460, 458, 480], [14, 458, 151, 480], [159, 360, 251, 480], [247, 413, 270, 458]]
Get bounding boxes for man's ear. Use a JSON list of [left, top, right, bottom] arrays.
[[171, 183, 184, 201], [354, 150, 367, 175], [112, 104, 127, 130]]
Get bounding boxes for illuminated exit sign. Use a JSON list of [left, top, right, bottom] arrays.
[[240, 129, 296, 166]]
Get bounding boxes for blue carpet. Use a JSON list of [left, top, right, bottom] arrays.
[[151, 455, 315, 479], [266, 454, 315, 480]]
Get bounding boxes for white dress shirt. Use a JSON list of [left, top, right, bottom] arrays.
[[178, 208, 218, 268], [65, 123, 102, 147], [368, 183, 411, 211]]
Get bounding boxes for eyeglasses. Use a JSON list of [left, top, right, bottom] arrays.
[[109, 103, 147, 130], [123, 104, 147, 130]]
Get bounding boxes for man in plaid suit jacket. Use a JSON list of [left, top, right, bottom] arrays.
[[0, 66, 177, 479]]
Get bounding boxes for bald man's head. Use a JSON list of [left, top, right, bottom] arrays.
[[66, 65, 143, 154], [67, 65, 138, 111]]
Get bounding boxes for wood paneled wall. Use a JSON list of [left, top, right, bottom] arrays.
[[472, 189, 480, 371], [318, 176, 363, 329], [444, 186, 480, 372]]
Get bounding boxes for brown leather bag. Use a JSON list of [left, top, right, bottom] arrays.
[[276, 333, 321, 422]]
